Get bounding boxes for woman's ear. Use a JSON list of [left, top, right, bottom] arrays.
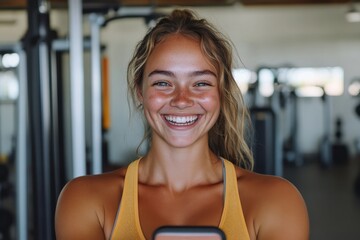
[[136, 86, 143, 105]]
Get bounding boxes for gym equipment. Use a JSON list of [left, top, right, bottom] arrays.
[[0, 44, 26, 240], [249, 66, 300, 176], [0, 208, 12, 240], [355, 175, 360, 197], [0, 165, 8, 183], [18, 3, 166, 239], [281, 88, 301, 166], [319, 94, 333, 168], [331, 117, 349, 165], [69, 0, 87, 178], [255, 66, 347, 168], [24, 0, 58, 238], [15, 46, 28, 240], [351, 80, 360, 195], [0, 162, 14, 240], [250, 107, 276, 175]]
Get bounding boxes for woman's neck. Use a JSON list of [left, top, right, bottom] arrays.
[[138, 139, 222, 193]]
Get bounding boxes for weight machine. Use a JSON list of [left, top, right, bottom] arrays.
[[5, 1, 166, 239]]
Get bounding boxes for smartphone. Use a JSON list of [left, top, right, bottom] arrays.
[[152, 226, 226, 240]]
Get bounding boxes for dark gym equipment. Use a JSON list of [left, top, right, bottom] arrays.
[[24, 0, 61, 239], [319, 94, 333, 168], [0, 208, 12, 240], [354, 102, 360, 197], [355, 172, 360, 197], [250, 107, 276, 175], [356, 104, 360, 117], [282, 89, 301, 166], [331, 117, 349, 165], [0, 163, 13, 240]]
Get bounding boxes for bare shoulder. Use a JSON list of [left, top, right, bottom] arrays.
[[55, 167, 127, 240], [58, 167, 127, 202], [235, 167, 309, 240], [235, 167, 303, 201]]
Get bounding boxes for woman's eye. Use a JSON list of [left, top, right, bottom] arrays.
[[153, 81, 170, 87], [195, 81, 212, 87]]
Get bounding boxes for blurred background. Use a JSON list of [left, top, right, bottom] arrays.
[[0, 0, 360, 239]]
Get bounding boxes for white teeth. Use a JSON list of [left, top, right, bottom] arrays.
[[165, 115, 198, 125]]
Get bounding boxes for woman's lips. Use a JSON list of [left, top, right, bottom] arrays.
[[163, 115, 199, 126]]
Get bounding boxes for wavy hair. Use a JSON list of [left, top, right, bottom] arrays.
[[127, 9, 253, 170]]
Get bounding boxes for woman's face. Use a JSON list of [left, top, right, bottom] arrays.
[[139, 34, 221, 148]]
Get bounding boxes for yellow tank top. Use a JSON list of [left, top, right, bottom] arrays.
[[109, 159, 250, 240]]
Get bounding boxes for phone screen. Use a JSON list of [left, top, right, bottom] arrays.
[[153, 226, 226, 240]]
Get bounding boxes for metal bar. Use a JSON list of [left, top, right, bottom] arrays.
[[271, 90, 283, 176], [38, 2, 53, 239], [116, 6, 153, 17], [25, 0, 55, 238], [103, 6, 166, 27], [38, 38, 53, 240], [322, 95, 333, 167], [0, 45, 17, 52], [15, 46, 28, 240], [50, 47, 63, 199], [69, 0, 86, 177], [52, 38, 92, 52], [89, 13, 103, 174]]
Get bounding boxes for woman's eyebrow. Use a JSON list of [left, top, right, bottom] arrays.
[[147, 69, 217, 78], [190, 70, 217, 78], [147, 70, 175, 77]]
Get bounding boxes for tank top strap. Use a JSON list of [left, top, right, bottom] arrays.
[[109, 159, 146, 240], [219, 159, 250, 240]]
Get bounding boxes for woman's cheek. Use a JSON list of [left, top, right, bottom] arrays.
[[144, 92, 169, 109], [198, 93, 220, 108]]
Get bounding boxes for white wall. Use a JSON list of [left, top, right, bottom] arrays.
[[101, 18, 148, 165]]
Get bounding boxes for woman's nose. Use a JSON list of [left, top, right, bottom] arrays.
[[170, 88, 194, 109]]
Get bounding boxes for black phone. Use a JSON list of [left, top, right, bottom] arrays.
[[152, 226, 226, 240]]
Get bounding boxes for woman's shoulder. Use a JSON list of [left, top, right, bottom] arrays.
[[235, 167, 301, 198], [55, 166, 128, 239], [55, 168, 126, 239], [61, 167, 127, 198], [56, 167, 128, 215], [235, 166, 306, 211], [234, 166, 309, 239]]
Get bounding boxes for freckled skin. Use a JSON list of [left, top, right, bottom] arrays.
[[139, 34, 220, 149]]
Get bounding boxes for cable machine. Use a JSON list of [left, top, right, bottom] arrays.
[[14, 1, 166, 239], [0, 44, 21, 240], [24, 0, 59, 239]]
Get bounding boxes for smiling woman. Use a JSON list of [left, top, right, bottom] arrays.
[[55, 9, 309, 240], [139, 33, 220, 149]]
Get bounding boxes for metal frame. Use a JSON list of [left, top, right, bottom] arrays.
[[85, 6, 164, 174], [15, 45, 28, 240], [25, 0, 58, 238], [321, 94, 333, 167], [89, 13, 104, 174], [0, 42, 29, 240], [69, 0, 86, 178]]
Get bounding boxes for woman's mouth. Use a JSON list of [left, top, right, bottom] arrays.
[[164, 115, 199, 126]]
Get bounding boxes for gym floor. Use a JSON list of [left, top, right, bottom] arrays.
[[284, 156, 360, 240]]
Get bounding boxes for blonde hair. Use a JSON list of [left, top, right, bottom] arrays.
[[127, 9, 253, 170]]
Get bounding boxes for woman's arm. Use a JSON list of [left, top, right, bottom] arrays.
[[55, 177, 106, 240]]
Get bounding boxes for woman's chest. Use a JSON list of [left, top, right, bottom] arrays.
[[138, 184, 224, 239]]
